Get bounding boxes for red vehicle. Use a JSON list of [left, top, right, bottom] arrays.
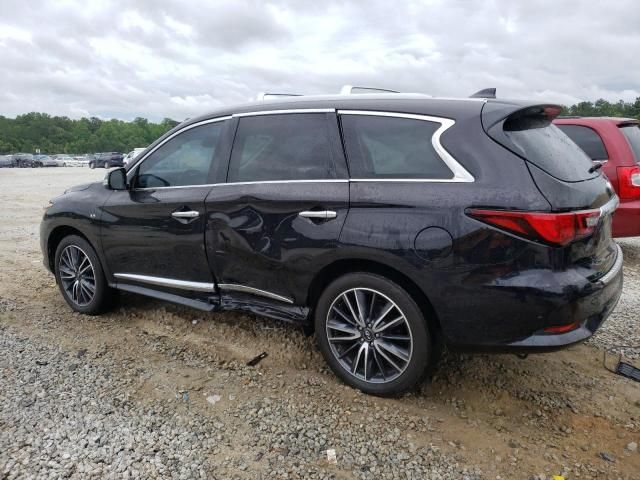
[[554, 117, 640, 237]]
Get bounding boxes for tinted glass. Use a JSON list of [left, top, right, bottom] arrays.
[[620, 124, 640, 162], [503, 115, 597, 182], [340, 115, 453, 179], [228, 114, 335, 182], [135, 122, 223, 188], [556, 125, 608, 160]]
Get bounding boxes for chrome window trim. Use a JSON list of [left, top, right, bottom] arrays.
[[232, 108, 334, 118], [114, 273, 215, 292], [218, 283, 294, 304], [337, 110, 475, 183], [130, 179, 349, 191], [126, 115, 232, 180]]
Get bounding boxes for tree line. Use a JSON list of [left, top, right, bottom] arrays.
[[0, 113, 179, 155], [1, 97, 640, 155]]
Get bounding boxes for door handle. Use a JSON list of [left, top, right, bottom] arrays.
[[298, 210, 337, 219], [172, 210, 200, 219]]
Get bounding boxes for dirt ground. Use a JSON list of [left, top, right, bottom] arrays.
[[0, 168, 639, 479]]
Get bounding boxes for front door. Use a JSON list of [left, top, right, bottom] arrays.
[[205, 111, 349, 305], [100, 118, 230, 294]]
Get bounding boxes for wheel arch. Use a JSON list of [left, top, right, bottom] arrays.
[[306, 258, 442, 338], [46, 225, 93, 272]]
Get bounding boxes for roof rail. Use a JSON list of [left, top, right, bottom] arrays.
[[470, 88, 496, 99], [340, 85, 400, 95], [256, 92, 303, 101]]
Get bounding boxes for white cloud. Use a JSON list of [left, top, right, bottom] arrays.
[[0, 0, 638, 121]]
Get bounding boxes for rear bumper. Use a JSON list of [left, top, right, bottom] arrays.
[[443, 244, 624, 353], [613, 199, 640, 237]]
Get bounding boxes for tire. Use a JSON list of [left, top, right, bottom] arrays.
[[315, 272, 434, 396], [54, 235, 113, 315], [104, 161, 110, 169], [89, 162, 95, 169], [62, 163, 67, 167]]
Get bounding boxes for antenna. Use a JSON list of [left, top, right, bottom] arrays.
[[470, 88, 496, 99]]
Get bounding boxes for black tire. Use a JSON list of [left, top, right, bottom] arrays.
[[89, 162, 95, 169], [104, 161, 110, 169], [54, 235, 113, 315], [315, 272, 434, 396]]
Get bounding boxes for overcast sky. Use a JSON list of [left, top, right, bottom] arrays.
[[0, 0, 638, 121]]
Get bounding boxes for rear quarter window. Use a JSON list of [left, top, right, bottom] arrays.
[[340, 114, 453, 179], [620, 124, 640, 162]]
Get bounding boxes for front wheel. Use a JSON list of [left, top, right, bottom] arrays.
[[315, 272, 434, 396], [54, 235, 113, 315], [104, 161, 110, 169], [89, 162, 95, 169]]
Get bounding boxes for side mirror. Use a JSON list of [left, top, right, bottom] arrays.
[[104, 167, 128, 190]]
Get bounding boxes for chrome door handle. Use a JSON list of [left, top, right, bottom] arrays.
[[299, 210, 337, 219], [172, 210, 200, 219]]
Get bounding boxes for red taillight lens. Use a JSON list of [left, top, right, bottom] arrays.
[[617, 166, 640, 200], [543, 320, 581, 334], [467, 209, 601, 246]]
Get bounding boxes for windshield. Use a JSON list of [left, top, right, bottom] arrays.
[[620, 124, 640, 162]]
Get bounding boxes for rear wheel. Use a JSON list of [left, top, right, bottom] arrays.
[[315, 272, 434, 396], [54, 235, 113, 315], [89, 162, 95, 169], [104, 161, 110, 169]]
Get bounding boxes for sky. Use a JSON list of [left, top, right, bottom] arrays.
[[0, 0, 638, 122]]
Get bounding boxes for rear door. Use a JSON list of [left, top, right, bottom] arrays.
[[204, 110, 349, 305]]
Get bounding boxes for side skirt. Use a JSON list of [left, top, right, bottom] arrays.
[[111, 283, 310, 324]]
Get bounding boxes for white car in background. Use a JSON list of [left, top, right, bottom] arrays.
[[123, 148, 146, 167], [54, 155, 75, 167]]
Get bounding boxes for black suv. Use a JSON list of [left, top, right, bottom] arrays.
[[89, 152, 124, 169], [40, 94, 623, 395]]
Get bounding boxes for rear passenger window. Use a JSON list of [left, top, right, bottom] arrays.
[[340, 115, 453, 179], [227, 114, 335, 182], [556, 125, 608, 160]]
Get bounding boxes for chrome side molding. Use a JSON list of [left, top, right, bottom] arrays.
[[217, 283, 294, 304], [114, 273, 215, 292]]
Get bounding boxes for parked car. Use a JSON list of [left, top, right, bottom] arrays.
[[34, 155, 58, 167], [88, 152, 124, 169], [53, 155, 74, 167], [123, 148, 147, 168], [0, 155, 16, 168], [14, 153, 35, 168], [554, 117, 640, 237], [41, 94, 623, 396]]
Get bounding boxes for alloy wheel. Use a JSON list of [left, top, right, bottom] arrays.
[[58, 245, 96, 306], [326, 287, 413, 384]]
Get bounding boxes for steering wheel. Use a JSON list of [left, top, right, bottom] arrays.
[[139, 174, 170, 188]]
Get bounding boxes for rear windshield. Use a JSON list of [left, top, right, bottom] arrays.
[[620, 124, 640, 162], [502, 113, 598, 182]]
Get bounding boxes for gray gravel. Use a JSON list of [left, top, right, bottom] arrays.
[[587, 238, 640, 359], [0, 326, 230, 479], [0, 325, 480, 479]]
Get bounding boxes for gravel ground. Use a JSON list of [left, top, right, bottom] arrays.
[[0, 168, 638, 479]]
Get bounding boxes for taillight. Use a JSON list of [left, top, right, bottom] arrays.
[[543, 320, 581, 334], [617, 166, 640, 200], [467, 209, 601, 246]]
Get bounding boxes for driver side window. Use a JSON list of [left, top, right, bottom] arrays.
[[135, 121, 224, 188]]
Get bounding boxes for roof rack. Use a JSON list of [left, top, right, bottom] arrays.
[[256, 92, 303, 101], [340, 85, 400, 95]]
